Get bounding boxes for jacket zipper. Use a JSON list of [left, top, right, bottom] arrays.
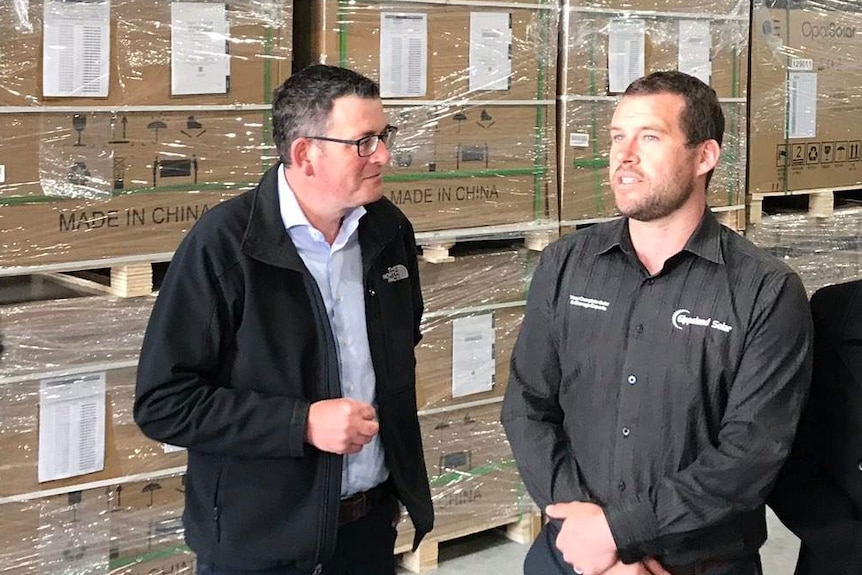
[[212, 463, 223, 543], [306, 273, 341, 567]]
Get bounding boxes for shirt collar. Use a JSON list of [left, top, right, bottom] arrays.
[[277, 165, 366, 243], [596, 208, 724, 265], [682, 208, 724, 265]]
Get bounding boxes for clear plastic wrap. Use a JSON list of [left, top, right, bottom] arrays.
[[0, 243, 541, 568], [749, 0, 862, 194], [312, 1, 559, 232], [559, 0, 749, 223], [0, 474, 193, 575], [0, 295, 184, 499], [416, 246, 537, 410], [747, 205, 862, 295], [0, 0, 292, 268], [394, 403, 537, 554]]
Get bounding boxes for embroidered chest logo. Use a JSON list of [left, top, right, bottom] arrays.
[[383, 264, 409, 283], [671, 309, 733, 333], [569, 295, 610, 311]]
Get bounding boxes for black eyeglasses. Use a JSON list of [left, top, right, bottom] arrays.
[[303, 125, 398, 157]]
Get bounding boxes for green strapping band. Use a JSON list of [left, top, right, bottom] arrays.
[[108, 545, 192, 569]]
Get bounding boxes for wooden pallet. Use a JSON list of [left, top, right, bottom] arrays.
[[416, 222, 558, 263], [0, 254, 171, 299], [747, 186, 862, 226], [43, 263, 160, 297], [396, 512, 541, 573]]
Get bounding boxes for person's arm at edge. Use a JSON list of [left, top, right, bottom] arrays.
[[501, 245, 594, 509], [768, 284, 862, 562], [134, 232, 310, 459]]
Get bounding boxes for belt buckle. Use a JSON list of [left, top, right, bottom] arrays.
[[339, 490, 369, 525]]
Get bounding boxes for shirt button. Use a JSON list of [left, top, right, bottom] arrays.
[[646, 279, 654, 285], [636, 324, 644, 334], [618, 481, 626, 492], [622, 427, 631, 437], [627, 375, 637, 385], [368, 289, 376, 297], [858, 460, 862, 472]]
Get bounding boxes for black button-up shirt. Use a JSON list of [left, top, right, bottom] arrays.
[[502, 210, 813, 566]]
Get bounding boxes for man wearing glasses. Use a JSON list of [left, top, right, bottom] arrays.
[[134, 65, 433, 575]]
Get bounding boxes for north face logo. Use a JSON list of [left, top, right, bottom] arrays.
[[383, 264, 409, 283]]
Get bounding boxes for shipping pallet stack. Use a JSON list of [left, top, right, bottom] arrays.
[[307, 1, 556, 569], [0, 292, 193, 574], [0, 1, 294, 573], [745, 0, 862, 290], [0, 1, 293, 297]]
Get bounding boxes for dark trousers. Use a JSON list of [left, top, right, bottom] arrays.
[[197, 494, 399, 575], [524, 522, 764, 575]]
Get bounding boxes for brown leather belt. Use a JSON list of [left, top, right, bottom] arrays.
[[664, 558, 733, 575], [338, 482, 391, 526]]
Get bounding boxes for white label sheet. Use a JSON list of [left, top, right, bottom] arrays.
[[380, 13, 427, 98], [171, 2, 229, 96], [452, 313, 495, 398], [678, 20, 712, 85], [608, 19, 645, 94], [788, 71, 817, 139], [42, 0, 111, 98], [469, 12, 512, 92], [38, 372, 107, 482]]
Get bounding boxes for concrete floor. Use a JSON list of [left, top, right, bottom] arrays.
[[401, 508, 800, 574]]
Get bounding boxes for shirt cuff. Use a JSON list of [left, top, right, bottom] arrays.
[[604, 499, 660, 564]]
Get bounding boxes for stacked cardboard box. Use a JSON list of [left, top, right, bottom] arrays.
[[558, 0, 749, 223], [749, 0, 862, 194], [0, 0, 292, 268], [416, 246, 537, 410], [394, 402, 534, 552], [311, 1, 559, 231], [0, 474, 192, 574]]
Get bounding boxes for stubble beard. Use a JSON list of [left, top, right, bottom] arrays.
[[614, 173, 696, 223]]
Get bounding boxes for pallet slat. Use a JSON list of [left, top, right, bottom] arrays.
[[398, 512, 541, 574]]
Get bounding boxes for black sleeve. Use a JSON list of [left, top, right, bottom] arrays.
[[501, 246, 595, 509], [134, 229, 310, 458], [768, 283, 862, 566]]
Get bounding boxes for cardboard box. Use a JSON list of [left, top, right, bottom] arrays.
[[748, 4, 862, 193], [416, 306, 524, 410], [0, 295, 187, 497], [562, 4, 748, 99], [309, 2, 559, 231], [0, 110, 271, 199], [396, 402, 530, 549], [383, 102, 557, 231], [312, 1, 557, 101], [0, 188, 240, 267], [415, 248, 537, 410], [0, 475, 187, 574], [418, 247, 535, 313], [0, 1, 291, 107]]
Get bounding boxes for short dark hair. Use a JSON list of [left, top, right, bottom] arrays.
[[272, 65, 380, 166], [624, 70, 724, 148]]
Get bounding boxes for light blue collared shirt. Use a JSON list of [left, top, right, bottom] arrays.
[[277, 167, 388, 497]]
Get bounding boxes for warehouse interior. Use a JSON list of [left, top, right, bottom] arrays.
[[1, 0, 860, 573]]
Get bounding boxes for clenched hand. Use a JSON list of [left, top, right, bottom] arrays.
[[305, 398, 379, 454]]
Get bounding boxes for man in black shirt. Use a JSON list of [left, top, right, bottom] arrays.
[[502, 71, 813, 575]]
